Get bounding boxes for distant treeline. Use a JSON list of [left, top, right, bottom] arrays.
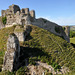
[[70, 30, 75, 38]]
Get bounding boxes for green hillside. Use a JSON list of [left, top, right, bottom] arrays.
[[0, 25, 75, 74], [70, 37, 75, 44]]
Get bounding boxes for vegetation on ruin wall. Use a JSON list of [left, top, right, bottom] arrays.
[[0, 25, 75, 74], [2, 16, 7, 25]]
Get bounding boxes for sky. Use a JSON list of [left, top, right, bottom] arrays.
[[0, 0, 75, 25]]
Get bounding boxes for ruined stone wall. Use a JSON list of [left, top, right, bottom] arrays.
[[14, 26, 25, 42], [32, 18, 70, 42], [6, 14, 16, 25], [2, 4, 20, 17], [2, 34, 20, 72], [1, 10, 6, 17], [21, 8, 25, 13], [1, 4, 69, 42], [25, 8, 29, 14], [1, 4, 36, 26], [8, 4, 20, 15], [30, 10, 35, 18], [14, 25, 32, 42]]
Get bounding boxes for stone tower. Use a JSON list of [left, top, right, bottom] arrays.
[[2, 34, 20, 72], [25, 8, 29, 14], [14, 26, 25, 42], [1, 4, 20, 17], [21, 8, 25, 13], [1, 4, 36, 26], [30, 10, 35, 18]]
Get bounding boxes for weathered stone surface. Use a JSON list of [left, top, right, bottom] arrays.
[[1, 10, 6, 17], [14, 25, 32, 42], [1, 4, 33, 26], [64, 26, 70, 37], [32, 18, 70, 42], [25, 15, 31, 25], [24, 25, 32, 36], [21, 8, 25, 13], [14, 25, 25, 42], [30, 10, 35, 18], [25, 8, 29, 14], [2, 34, 20, 72], [8, 4, 20, 14]]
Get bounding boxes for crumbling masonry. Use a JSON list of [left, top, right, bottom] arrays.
[[1, 4, 35, 26]]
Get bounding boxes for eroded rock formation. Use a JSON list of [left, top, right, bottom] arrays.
[[14, 25, 32, 42], [2, 34, 20, 72]]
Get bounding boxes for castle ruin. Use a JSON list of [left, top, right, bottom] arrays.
[[1, 4, 35, 26], [0, 4, 70, 42], [1, 4, 71, 72]]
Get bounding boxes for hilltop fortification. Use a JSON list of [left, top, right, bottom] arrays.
[[1, 4, 35, 26], [0, 4, 70, 42]]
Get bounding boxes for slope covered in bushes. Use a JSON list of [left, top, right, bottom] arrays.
[[21, 25, 75, 71], [0, 25, 75, 74]]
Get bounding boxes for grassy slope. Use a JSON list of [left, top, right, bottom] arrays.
[[70, 37, 75, 44], [25, 25, 75, 71], [0, 25, 75, 74], [20, 25, 75, 71]]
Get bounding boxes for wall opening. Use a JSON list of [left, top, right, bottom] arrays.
[[21, 19, 25, 26]]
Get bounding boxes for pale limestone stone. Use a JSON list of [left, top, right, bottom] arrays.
[[2, 34, 20, 72], [14, 25, 25, 42]]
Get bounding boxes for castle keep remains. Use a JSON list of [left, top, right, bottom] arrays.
[[1, 4, 35, 26]]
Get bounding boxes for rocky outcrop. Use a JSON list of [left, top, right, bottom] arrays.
[[2, 34, 20, 72], [14, 25, 32, 42], [14, 25, 25, 42], [32, 18, 70, 42], [24, 25, 32, 37]]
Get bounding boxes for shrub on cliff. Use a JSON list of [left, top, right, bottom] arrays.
[[2, 16, 7, 25]]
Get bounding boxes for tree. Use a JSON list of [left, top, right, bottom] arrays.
[[2, 16, 7, 25]]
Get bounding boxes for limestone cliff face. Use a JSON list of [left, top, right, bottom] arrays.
[[32, 18, 70, 42], [14, 25, 32, 42], [2, 34, 20, 72]]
